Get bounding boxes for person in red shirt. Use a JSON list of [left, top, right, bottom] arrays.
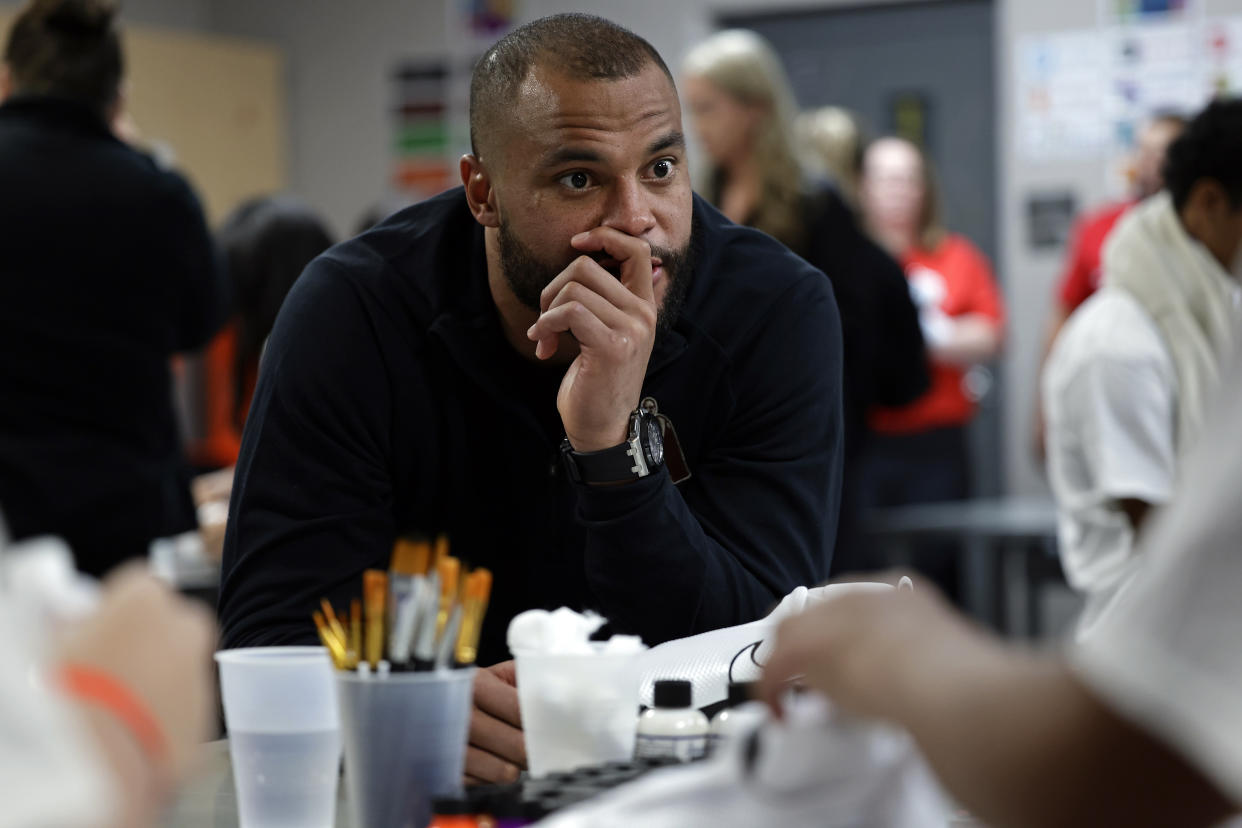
[[189, 197, 332, 558], [1032, 114, 1186, 460], [1056, 201, 1131, 312], [857, 136, 1006, 599], [191, 196, 334, 471]]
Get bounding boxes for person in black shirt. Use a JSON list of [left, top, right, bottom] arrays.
[[219, 14, 843, 785], [0, 0, 225, 576]]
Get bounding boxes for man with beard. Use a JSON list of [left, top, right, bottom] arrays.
[[218, 14, 843, 783]]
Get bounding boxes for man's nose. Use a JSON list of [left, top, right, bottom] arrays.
[[601, 177, 656, 238]]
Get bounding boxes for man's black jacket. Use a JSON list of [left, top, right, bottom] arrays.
[[219, 188, 843, 665]]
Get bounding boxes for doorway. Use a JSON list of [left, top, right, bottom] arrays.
[[721, 0, 1002, 496]]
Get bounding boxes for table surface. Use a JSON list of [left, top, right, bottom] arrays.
[[164, 741, 988, 827], [162, 740, 349, 828]]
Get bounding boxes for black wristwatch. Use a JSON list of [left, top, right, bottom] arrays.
[[560, 404, 665, 484]]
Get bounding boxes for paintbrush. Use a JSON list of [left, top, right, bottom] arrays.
[[434, 571, 469, 670], [312, 610, 348, 669], [410, 558, 447, 672], [454, 568, 492, 668], [387, 538, 431, 665], [363, 570, 387, 669], [435, 555, 460, 643], [349, 598, 362, 669], [321, 599, 349, 651]]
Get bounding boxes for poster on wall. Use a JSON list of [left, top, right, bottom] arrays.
[[1099, 0, 1194, 24], [1015, 29, 1112, 161], [390, 61, 453, 200], [1017, 9, 1241, 193], [442, 0, 519, 164], [1025, 191, 1078, 251], [1106, 18, 1200, 162], [387, 2, 519, 203], [468, 0, 515, 38], [1202, 17, 1242, 96]]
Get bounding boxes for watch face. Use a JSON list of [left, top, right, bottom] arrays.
[[645, 418, 664, 466]]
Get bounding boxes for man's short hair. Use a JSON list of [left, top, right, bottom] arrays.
[[469, 13, 674, 160], [1164, 98, 1242, 211], [3, 0, 123, 116]]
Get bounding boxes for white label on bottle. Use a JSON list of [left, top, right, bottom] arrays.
[[635, 733, 707, 762]]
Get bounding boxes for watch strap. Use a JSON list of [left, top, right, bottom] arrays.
[[560, 437, 645, 484]]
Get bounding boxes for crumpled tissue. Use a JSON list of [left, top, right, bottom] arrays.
[[509, 607, 647, 775]]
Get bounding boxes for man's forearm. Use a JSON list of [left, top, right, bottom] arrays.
[[578, 471, 812, 643], [930, 314, 1002, 366]]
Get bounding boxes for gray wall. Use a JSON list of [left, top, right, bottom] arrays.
[[1, 0, 212, 32], [118, 0, 211, 30], [206, 0, 447, 238], [999, 0, 1102, 498]]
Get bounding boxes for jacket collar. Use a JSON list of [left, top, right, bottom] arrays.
[[0, 94, 114, 140]]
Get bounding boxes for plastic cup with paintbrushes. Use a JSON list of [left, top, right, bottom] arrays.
[[330, 536, 488, 827]]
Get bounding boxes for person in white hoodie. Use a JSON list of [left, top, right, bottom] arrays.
[[760, 328, 1242, 827], [1042, 98, 1242, 636]]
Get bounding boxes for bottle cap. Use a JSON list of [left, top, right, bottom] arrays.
[[653, 679, 693, 708], [487, 791, 520, 817], [491, 795, 549, 820], [466, 786, 500, 812], [727, 681, 755, 708], [431, 796, 473, 815]]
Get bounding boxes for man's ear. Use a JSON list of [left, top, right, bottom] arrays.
[[461, 154, 500, 228], [0, 64, 13, 102], [1182, 178, 1227, 236], [1189, 178, 1229, 214]]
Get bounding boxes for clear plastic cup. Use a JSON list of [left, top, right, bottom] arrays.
[[215, 646, 341, 828], [335, 667, 475, 828], [513, 648, 643, 776]]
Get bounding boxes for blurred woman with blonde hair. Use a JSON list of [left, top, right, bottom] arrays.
[[797, 105, 865, 209], [684, 29, 806, 250], [683, 30, 928, 575]]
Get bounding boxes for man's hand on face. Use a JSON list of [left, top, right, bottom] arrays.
[[527, 226, 658, 453], [466, 660, 527, 785]]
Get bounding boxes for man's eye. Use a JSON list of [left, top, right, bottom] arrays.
[[652, 159, 674, 179], [560, 171, 592, 190]]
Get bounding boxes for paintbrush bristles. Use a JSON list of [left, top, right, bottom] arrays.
[[313, 610, 348, 669], [363, 570, 388, 605], [410, 541, 430, 576], [432, 534, 449, 569], [438, 556, 460, 596], [363, 570, 387, 668], [312, 534, 480, 673], [467, 568, 492, 601], [390, 537, 431, 576], [454, 568, 493, 667]]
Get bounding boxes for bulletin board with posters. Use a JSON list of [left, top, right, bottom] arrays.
[[1016, 3, 1242, 195], [0, 10, 288, 226], [388, 0, 518, 202]]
